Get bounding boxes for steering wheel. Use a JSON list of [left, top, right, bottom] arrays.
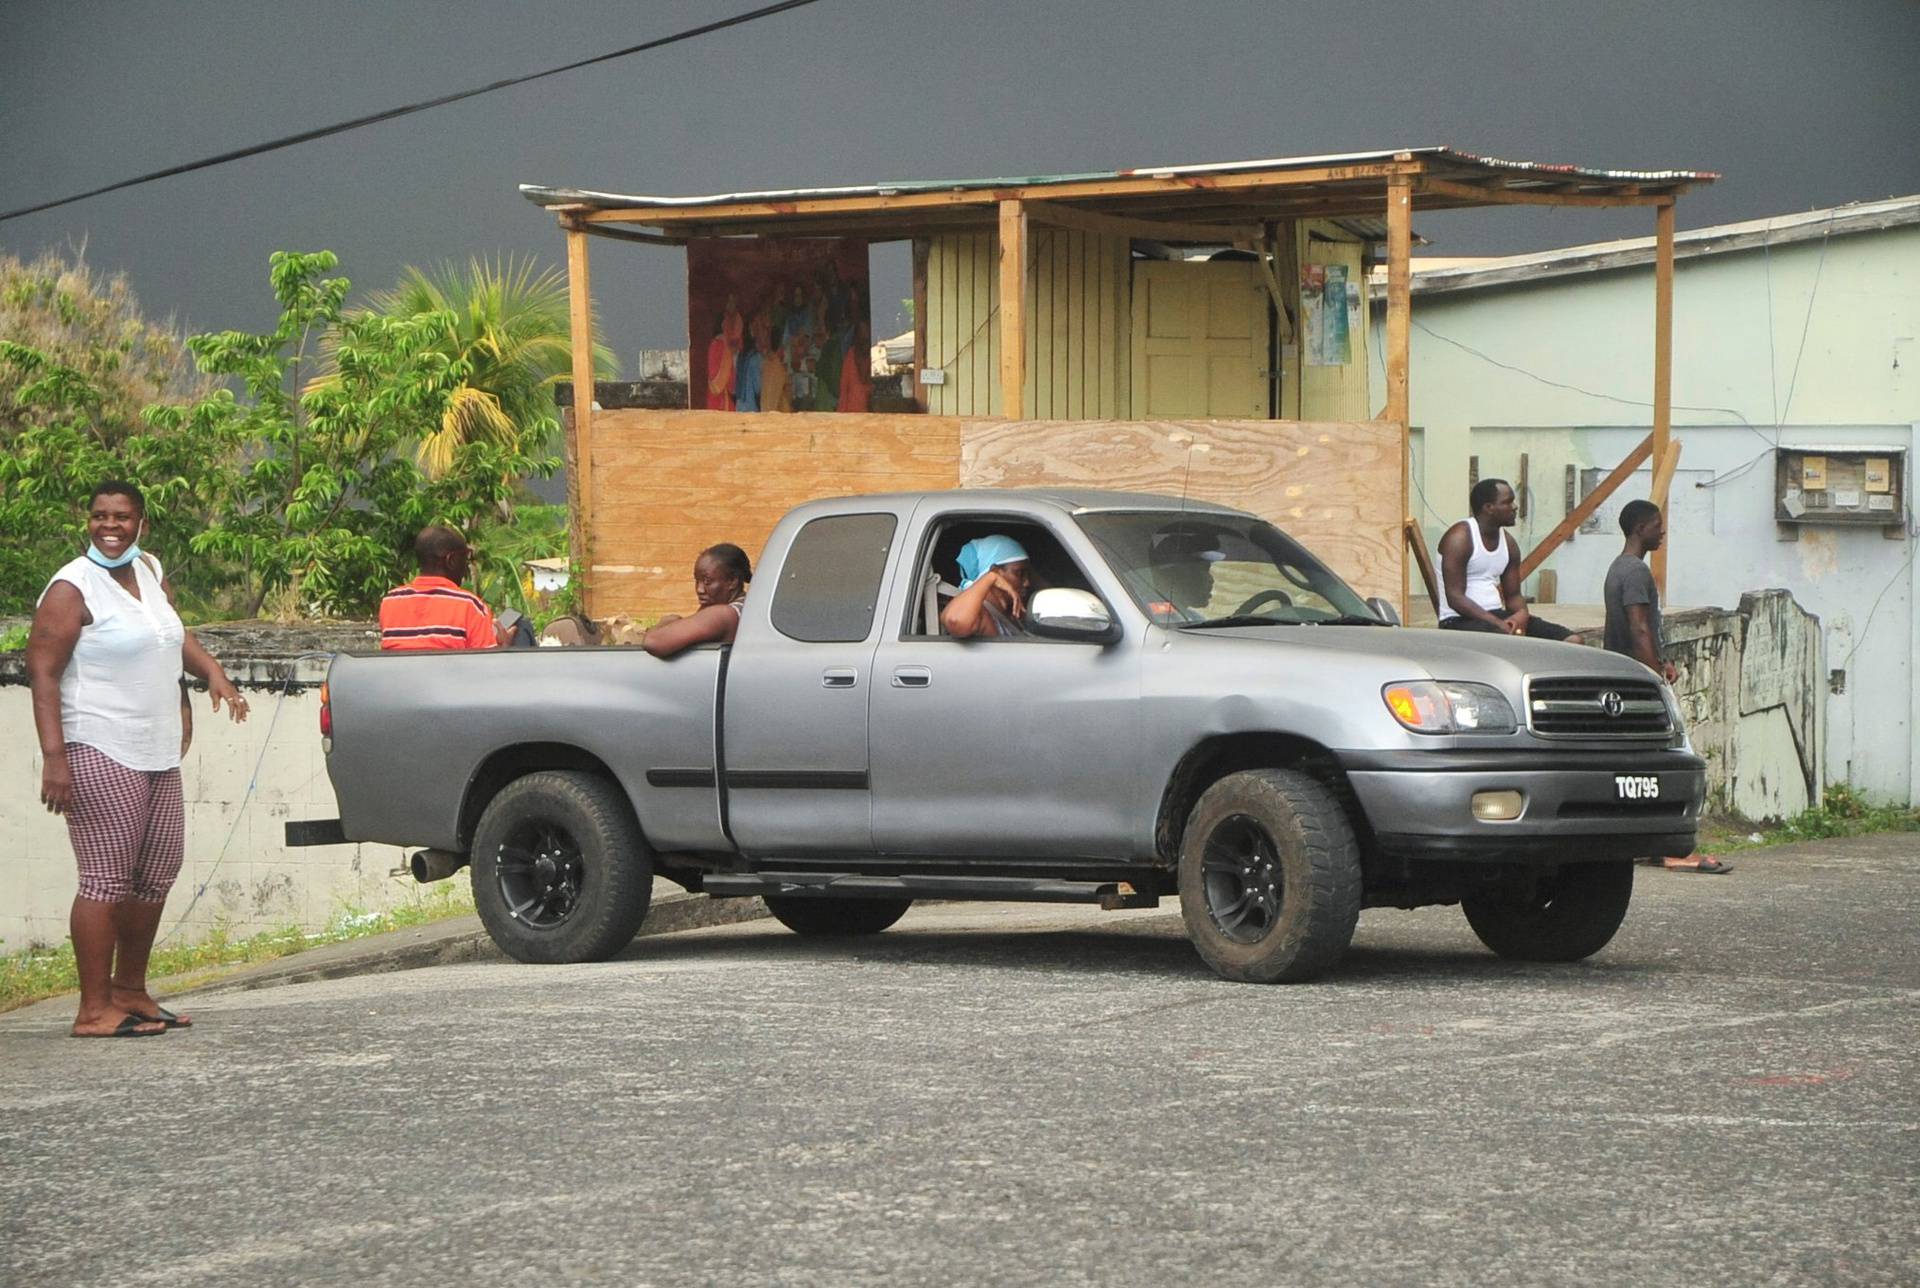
[[1233, 589, 1294, 617]]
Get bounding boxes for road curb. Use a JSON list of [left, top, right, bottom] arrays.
[[181, 891, 770, 998]]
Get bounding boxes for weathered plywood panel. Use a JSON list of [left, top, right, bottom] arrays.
[[588, 409, 962, 619], [960, 418, 1401, 601]]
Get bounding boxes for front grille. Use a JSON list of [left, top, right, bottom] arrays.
[[1527, 677, 1672, 738]]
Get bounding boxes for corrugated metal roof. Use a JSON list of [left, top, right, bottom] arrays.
[[1390, 193, 1919, 297], [521, 147, 1714, 213]]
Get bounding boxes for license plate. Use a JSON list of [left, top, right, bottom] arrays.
[[1614, 774, 1660, 801]]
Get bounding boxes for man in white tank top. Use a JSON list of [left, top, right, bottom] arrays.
[[1436, 479, 1583, 643]]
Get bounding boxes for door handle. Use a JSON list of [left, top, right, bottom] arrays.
[[891, 666, 932, 688], [821, 667, 858, 689]]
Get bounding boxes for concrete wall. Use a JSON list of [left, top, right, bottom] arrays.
[[1379, 220, 1918, 803], [1, 633, 410, 954]]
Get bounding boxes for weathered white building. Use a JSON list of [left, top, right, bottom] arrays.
[[1372, 196, 1919, 805]]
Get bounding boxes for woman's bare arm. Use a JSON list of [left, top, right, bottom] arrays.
[[642, 604, 742, 657], [25, 583, 86, 813]]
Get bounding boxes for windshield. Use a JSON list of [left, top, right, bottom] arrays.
[[1077, 511, 1378, 627]]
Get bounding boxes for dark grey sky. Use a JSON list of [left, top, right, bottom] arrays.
[[4, 0, 1917, 367]]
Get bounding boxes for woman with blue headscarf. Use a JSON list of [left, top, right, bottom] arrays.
[[941, 534, 1032, 639]]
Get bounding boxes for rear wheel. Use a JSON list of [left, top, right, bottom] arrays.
[[765, 896, 913, 937], [1178, 769, 1362, 983], [471, 771, 652, 964], [1462, 861, 1633, 962]]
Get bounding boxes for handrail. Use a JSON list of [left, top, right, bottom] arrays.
[[1515, 430, 1655, 583], [1404, 517, 1441, 616]]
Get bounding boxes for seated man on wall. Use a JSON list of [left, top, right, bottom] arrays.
[[378, 526, 505, 651], [1436, 478, 1583, 643]]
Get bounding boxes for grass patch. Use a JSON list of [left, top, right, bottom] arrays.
[[0, 884, 475, 1014], [1700, 783, 1920, 855]]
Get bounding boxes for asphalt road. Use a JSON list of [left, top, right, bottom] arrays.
[[3, 835, 1915, 1287]]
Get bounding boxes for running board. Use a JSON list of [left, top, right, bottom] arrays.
[[702, 871, 1159, 910]]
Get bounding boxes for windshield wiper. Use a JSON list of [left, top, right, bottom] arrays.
[[1306, 614, 1391, 627], [1181, 615, 1293, 630]]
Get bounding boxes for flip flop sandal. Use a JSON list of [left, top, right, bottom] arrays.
[[133, 1006, 192, 1029], [73, 1015, 165, 1039], [1671, 857, 1733, 874]]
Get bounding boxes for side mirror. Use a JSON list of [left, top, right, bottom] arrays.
[[1365, 596, 1402, 626], [1028, 587, 1121, 643]]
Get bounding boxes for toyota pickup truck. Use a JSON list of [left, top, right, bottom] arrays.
[[297, 488, 1704, 983]]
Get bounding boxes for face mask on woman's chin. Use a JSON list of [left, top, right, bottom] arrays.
[[85, 525, 145, 569]]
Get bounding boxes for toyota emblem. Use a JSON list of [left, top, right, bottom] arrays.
[[1599, 690, 1626, 718]]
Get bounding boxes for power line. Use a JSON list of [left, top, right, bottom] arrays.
[[0, 0, 827, 225]]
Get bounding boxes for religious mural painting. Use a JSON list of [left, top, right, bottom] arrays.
[[687, 237, 872, 413]]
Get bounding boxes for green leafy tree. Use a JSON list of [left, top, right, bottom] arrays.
[[0, 249, 212, 450], [0, 342, 240, 615], [175, 251, 558, 617], [358, 255, 614, 479]]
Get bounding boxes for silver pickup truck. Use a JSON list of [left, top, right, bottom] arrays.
[[300, 488, 1704, 983]]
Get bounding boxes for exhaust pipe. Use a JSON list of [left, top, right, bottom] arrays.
[[409, 848, 469, 884]]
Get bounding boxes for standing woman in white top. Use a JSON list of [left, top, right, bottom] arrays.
[[25, 481, 248, 1038]]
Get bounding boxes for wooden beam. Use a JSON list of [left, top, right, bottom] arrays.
[[1405, 518, 1441, 617], [575, 221, 687, 247], [1021, 199, 1259, 246], [1649, 438, 1682, 515], [998, 199, 1029, 418], [911, 237, 930, 411], [565, 224, 596, 617], [1384, 174, 1413, 618], [1516, 431, 1657, 583], [1651, 200, 1676, 596], [1416, 177, 1678, 209], [579, 161, 1422, 226]]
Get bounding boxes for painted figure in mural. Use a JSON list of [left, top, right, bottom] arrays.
[[722, 291, 745, 356], [25, 479, 249, 1037], [760, 328, 792, 413], [811, 318, 841, 413], [1436, 478, 1583, 643], [704, 312, 734, 411], [733, 318, 764, 414], [838, 318, 872, 413]]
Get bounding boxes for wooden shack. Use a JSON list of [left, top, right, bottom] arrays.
[[522, 148, 1714, 620]]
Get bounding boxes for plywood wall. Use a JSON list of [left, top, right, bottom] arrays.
[[924, 229, 1130, 419], [583, 409, 962, 618], [583, 411, 1402, 617], [960, 417, 1402, 603]]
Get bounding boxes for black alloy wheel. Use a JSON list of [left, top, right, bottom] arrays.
[[493, 820, 586, 929], [1201, 816, 1286, 944]]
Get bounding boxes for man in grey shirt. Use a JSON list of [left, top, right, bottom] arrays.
[[1605, 499, 1731, 872], [1603, 499, 1673, 682]]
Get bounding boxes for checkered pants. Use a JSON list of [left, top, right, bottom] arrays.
[[64, 742, 185, 903]]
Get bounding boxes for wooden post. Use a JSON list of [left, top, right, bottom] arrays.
[[998, 199, 1029, 418], [565, 222, 596, 616], [911, 238, 930, 412], [1385, 174, 1414, 619], [1651, 200, 1675, 596]]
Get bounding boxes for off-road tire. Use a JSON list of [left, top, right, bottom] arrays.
[[470, 771, 652, 964], [764, 895, 913, 937], [1461, 860, 1634, 962], [1178, 768, 1362, 983]]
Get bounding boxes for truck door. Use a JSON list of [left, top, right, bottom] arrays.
[[721, 505, 906, 855], [869, 510, 1142, 858]]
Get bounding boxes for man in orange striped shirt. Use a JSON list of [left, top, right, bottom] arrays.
[[378, 526, 502, 651]]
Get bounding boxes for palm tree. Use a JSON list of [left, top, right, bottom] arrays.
[[365, 256, 617, 477]]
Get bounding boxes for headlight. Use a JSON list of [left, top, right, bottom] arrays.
[[1382, 680, 1518, 735]]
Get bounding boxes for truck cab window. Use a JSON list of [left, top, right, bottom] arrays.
[[910, 517, 1095, 637], [770, 513, 897, 642]]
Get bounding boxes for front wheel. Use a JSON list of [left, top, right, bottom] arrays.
[[471, 771, 653, 964], [765, 895, 913, 938], [1178, 769, 1362, 983], [1461, 861, 1633, 962]]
